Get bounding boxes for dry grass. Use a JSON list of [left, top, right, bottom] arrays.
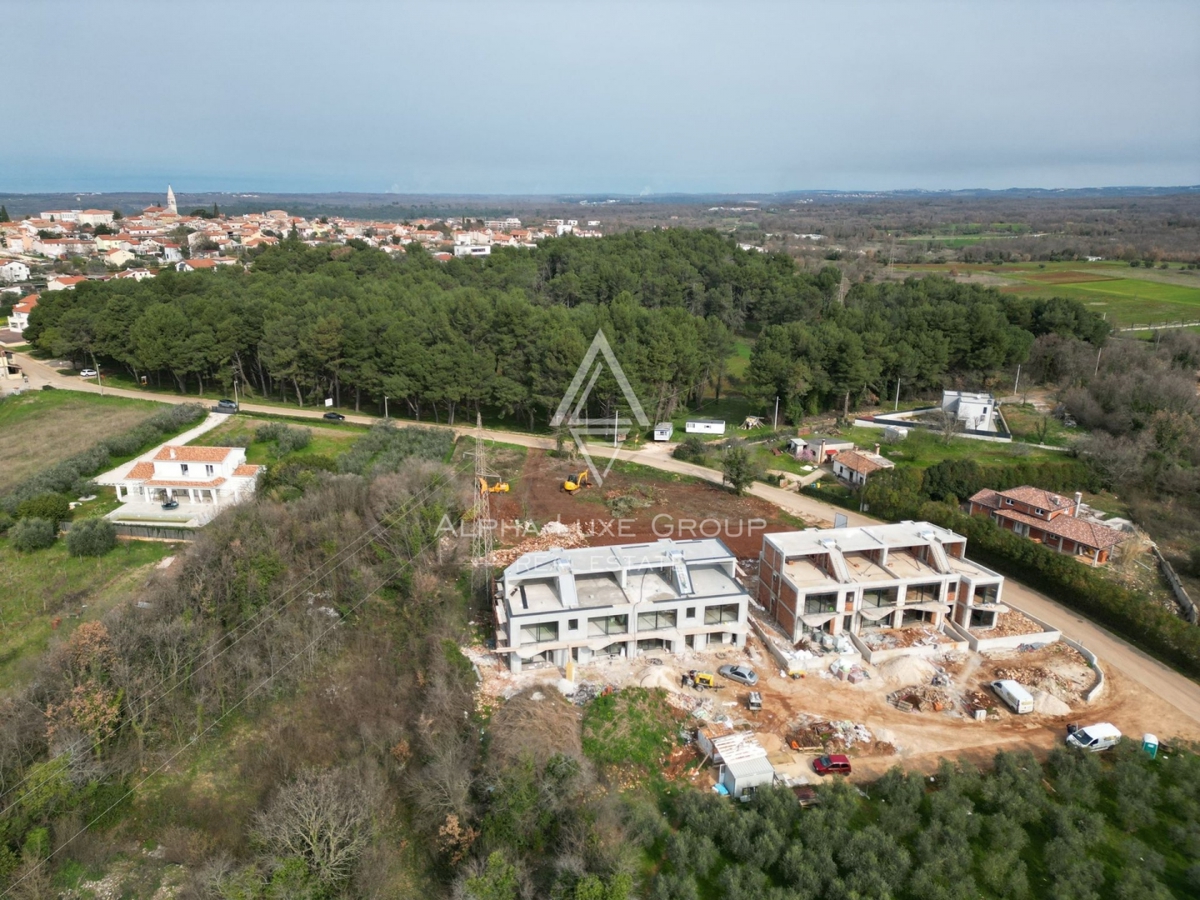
[[0, 391, 164, 493]]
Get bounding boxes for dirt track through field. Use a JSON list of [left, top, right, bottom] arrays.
[[13, 348, 1200, 740]]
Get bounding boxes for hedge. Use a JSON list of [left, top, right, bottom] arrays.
[[0, 403, 207, 514]]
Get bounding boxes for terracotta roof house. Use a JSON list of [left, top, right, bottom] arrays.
[[832, 448, 894, 487], [968, 486, 1125, 566], [103, 444, 261, 510]]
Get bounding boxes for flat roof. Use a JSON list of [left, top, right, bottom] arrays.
[[765, 521, 965, 557], [725, 755, 776, 779], [504, 538, 733, 581]]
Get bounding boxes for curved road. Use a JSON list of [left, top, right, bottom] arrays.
[[10, 348, 1200, 729]]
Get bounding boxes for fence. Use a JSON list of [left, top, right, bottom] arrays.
[[113, 523, 197, 542], [1151, 545, 1198, 625]]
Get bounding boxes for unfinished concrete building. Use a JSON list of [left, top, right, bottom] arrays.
[[757, 522, 1006, 642], [495, 538, 750, 672]]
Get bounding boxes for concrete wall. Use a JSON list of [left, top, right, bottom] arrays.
[[1152, 545, 1198, 624], [957, 606, 1061, 652], [1060, 635, 1105, 702], [848, 630, 967, 667], [749, 616, 860, 674]]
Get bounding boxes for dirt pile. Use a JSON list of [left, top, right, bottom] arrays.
[[878, 655, 939, 685], [989, 610, 1049, 638], [888, 685, 955, 712], [786, 717, 876, 752], [1032, 690, 1073, 717]]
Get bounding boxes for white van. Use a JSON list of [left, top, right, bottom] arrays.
[[990, 679, 1034, 715], [1066, 722, 1122, 752]]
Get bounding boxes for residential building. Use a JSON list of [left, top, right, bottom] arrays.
[[78, 209, 115, 227], [968, 486, 1125, 566], [105, 249, 134, 267], [684, 419, 726, 435], [453, 244, 491, 258], [787, 434, 855, 463], [47, 275, 87, 291], [176, 259, 217, 272], [6, 294, 37, 332], [941, 390, 999, 433], [832, 448, 894, 486], [495, 538, 750, 672], [0, 260, 30, 283], [757, 522, 1005, 641], [108, 445, 261, 507], [40, 209, 80, 223]]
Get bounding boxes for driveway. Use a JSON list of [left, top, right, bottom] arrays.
[[11, 347, 1200, 730]]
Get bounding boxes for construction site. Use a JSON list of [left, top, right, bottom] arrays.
[[461, 433, 1188, 792]]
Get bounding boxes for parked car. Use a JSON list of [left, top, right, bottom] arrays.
[[718, 664, 758, 686], [813, 754, 852, 776], [1066, 722, 1121, 752], [79, 368, 98, 377], [216, 398, 238, 411], [161, 498, 179, 510], [323, 411, 346, 422]]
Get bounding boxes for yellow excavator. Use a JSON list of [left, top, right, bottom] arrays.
[[477, 475, 510, 494], [562, 470, 591, 493]]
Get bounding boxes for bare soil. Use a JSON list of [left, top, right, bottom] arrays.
[[490, 449, 812, 557]]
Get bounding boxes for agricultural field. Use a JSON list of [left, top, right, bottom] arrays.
[[0, 391, 165, 494], [0, 537, 178, 689]]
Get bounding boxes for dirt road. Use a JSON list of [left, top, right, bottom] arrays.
[[11, 348, 1200, 733]]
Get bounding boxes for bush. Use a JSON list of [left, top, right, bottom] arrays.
[[255, 422, 312, 456], [0, 512, 13, 534], [65, 517, 117, 557], [10, 517, 56, 551], [16, 493, 71, 523], [672, 436, 708, 464]]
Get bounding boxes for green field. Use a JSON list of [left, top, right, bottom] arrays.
[[0, 390, 167, 494], [187, 413, 367, 464], [0, 538, 178, 690]]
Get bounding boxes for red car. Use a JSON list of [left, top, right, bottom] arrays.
[[813, 754, 852, 776]]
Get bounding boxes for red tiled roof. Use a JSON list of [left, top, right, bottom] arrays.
[[182, 259, 217, 269], [232, 464, 261, 477], [1002, 486, 1073, 510], [835, 450, 893, 476], [993, 508, 1125, 550], [143, 477, 227, 488], [152, 446, 234, 462], [126, 461, 155, 480], [51, 275, 88, 285]]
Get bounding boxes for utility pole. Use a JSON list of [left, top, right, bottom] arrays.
[[1094, 347, 1102, 377], [384, 395, 389, 420], [471, 412, 494, 598], [894, 379, 900, 411], [1013, 364, 1020, 399], [773, 396, 779, 430]]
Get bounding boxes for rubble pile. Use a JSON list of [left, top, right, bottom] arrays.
[[988, 610, 1049, 638], [829, 658, 870, 683], [787, 717, 874, 751], [888, 684, 955, 712], [861, 626, 950, 650], [490, 521, 588, 566]]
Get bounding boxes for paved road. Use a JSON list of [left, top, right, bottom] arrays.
[[11, 348, 1200, 728]]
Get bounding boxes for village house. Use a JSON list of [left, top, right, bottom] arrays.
[[6, 294, 37, 333], [495, 538, 750, 673], [967, 486, 1125, 566], [77, 209, 115, 227], [0, 260, 30, 283], [941, 390, 999, 433], [786, 434, 855, 463], [831, 447, 894, 487], [47, 275, 88, 291], [107, 445, 261, 508], [757, 522, 1006, 641]]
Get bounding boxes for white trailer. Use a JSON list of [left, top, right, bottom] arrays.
[[653, 422, 674, 441], [685, 419, 726, 435]]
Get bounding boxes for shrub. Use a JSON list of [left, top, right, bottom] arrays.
[[255, 422, 312, 456], [65, 518, 117, 557], [16, 493, 71, 523], [0, 512, 13, 534], [10, 517, 56, 551], [672, 436, 708, 464]]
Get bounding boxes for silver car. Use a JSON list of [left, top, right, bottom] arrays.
[[718, 664, 758, 686]]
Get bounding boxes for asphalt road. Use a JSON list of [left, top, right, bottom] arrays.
[[10, 348, 1200, 729]]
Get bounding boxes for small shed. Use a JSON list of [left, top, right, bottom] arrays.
[[653, 422, 674, 441], [685, 419, 726, 435], [722, 755, 776, 800], [883, 425, 909, 442]]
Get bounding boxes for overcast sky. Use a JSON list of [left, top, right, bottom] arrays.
[[5, 0, 1198, 194]]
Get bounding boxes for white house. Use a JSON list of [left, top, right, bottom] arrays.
[[941, 391, 998, 433], [453, 244, 491, 257], [39, 209, 80, 223], [787, 434, 855, 463], [6, 294, 37, 333], [495, 538, 750, 673], [832, 448, 894, 487], [0, 260, 30, 283], [105, 249, 134, 268], [47, 275, 88, 291], [108, 445, 261, 507], [78, 209, 115, 227]]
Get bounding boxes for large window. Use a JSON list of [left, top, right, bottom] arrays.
[[637, 610, 677, 632], [974, 583, 999, 605], [704, 604, 740, 625], [861, 587, 899, 608], [803, 593, 839, 615], [588, 615, 628, 637], [520, 621, 558, 643], [905, 583, 942, 604]]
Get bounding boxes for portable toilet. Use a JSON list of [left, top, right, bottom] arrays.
[[1143, 733, 1159, 759]]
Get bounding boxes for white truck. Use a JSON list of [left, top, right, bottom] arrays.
[[1066, 722, 1122, 752], [990, 679, 1034, 715]]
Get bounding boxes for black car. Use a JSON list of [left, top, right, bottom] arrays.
[[161, 498, 179, 510], [216, 398, 238, 411], [323, 412, 346, 422]]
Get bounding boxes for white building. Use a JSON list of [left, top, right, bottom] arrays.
[[941, 391, 999, 433], [831, 448, 894, 487], [39, 209, 80, 223], [78, 209, 115, 227], [757, 522, 1005, 641], [495, 538, 750, 672], [685, 419, 726, 435], [0, 260, 30, 283], [453, 244, 491, 258], [108, 445, 261, 507], [6, 294, 37, 332]]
